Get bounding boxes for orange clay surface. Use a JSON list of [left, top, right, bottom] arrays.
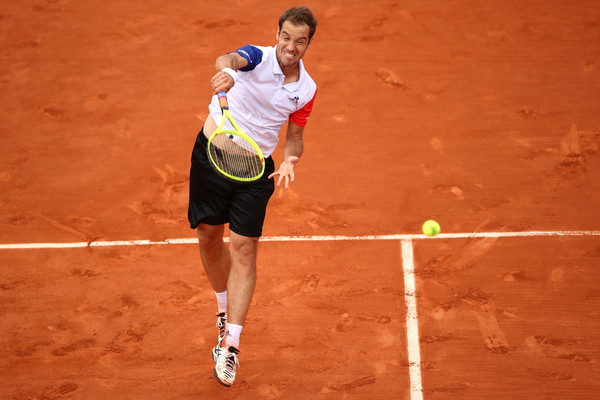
[[1, 0, 600, 399]]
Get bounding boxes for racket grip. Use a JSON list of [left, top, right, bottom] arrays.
[[217, 91, 228, 109]]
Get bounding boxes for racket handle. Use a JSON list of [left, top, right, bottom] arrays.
[[217, 91, 229, 110]]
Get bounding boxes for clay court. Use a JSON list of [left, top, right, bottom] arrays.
[[1, 0, 599, 399]]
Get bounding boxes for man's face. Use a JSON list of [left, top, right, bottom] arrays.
[[276, 21, 311, 69]]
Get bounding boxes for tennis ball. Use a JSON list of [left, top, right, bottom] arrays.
[[422, 220, 441, 236]]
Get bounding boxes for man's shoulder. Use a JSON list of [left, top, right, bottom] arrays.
[[235, 45, 274, 71]]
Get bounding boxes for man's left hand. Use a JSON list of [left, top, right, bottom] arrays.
[[268, 156, 299, 189]]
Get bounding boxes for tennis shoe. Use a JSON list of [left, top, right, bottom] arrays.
[[212, 312, 227, 363], [216, 312, 227, 345], [213, 346, 240, 387]]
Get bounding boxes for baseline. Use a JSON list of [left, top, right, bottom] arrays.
[[1, 230, 599, 250]]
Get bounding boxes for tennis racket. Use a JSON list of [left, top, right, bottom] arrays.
[[206, 91, 265, 182]]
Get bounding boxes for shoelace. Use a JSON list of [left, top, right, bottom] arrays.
[[216, 314, 227, 341], [225, 352, 240, 370]]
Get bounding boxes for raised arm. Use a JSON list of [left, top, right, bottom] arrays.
[[210, 52, 248, 93]]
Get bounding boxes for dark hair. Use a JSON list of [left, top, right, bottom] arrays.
[[278, 6, 318, 41]]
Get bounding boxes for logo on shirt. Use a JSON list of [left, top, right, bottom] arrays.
[[289, 96, 299, 105]]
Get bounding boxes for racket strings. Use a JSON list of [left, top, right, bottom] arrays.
[[209, 134, 263, 179]]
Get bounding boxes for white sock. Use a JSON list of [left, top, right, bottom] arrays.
[[214, 291, 228, 314], [225, 323, 243, 349]]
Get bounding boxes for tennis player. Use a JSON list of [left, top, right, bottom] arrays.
[[187, 6, 318, 387]]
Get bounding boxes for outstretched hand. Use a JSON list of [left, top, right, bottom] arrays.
[[268, 156, 299, 189]]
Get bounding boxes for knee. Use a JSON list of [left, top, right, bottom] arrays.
[[230, 237, 258, 268], [196, 225, 225, 253]]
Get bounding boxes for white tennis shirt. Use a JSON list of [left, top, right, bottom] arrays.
[[208, 45, 317, 158]]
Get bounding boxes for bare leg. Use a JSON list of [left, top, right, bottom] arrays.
[[226, 231, 259, 326], [196, 224, 230, 293]]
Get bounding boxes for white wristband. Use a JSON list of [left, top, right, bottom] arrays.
[[221, 67, 237, 82]]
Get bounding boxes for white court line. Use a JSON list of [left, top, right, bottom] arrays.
[[401, 239, 423, 400], [0, 230, 599, 250]]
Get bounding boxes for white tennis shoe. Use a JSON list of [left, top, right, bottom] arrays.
[[216, 312, 227, 345], [212, 312, 227, 363], [213, 346, 240, 387]]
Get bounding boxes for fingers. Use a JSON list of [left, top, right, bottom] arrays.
[[282, 173, 293, 189], [269, 170, 290, 189], [268, 161, 296, 189], [267, 169, 281, 182], [211, 71, 234, 93]]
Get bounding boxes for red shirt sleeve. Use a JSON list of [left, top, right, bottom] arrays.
[[289, 89, 317, 127]]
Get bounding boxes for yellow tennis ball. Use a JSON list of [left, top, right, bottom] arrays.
[[422, 220, 441, 236]]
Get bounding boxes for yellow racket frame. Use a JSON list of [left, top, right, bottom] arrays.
[[207, 92, 265, 182]]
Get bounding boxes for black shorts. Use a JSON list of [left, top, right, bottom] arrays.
[[187, 128, 275, 237]]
